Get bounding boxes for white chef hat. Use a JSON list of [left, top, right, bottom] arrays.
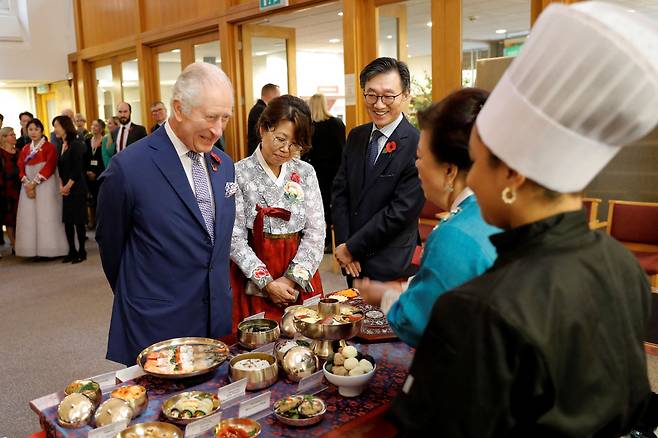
[[476, 1, 658, 193]]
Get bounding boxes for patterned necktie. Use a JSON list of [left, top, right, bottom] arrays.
[[187, 151, 215, 243], [367, 130, 384, 168]]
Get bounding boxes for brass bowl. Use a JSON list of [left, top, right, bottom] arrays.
[[280, 305, 303, 338], [118, 421, 182, 438], [94, 397, 134, 427], [273, 395, 326, 427], [281, 346, 319, 382], [215, 418, 261, 437], [273, 338, 316, 364], [57, 393, 94, 429], [110, 385, 148, 417], [161, 391, 220, 425], [64, 379, 102, 407], [237, 318, 280, 350], [293, 304, 364, 340], [229, 352, 278, 390]]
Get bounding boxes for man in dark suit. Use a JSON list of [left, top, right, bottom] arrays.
[[150, 101, 167, 133], [16, 111, 33, 150], [332, 57, 424, 284], [111, 102, 147, 154], [96, 62, 236, 365], [246, 83, 279, 156]]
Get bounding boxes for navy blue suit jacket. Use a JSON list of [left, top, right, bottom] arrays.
[[96, 127, 235, 365], [332, 116, 424, 281]]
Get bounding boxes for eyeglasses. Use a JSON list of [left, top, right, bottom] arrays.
[[363, 92, 404, 105], [270, 131, 302, 153]]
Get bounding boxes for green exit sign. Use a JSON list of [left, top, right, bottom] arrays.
[[260, 0, 288, 11]]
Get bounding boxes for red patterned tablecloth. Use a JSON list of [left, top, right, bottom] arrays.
[[32, 341, 412, 437]]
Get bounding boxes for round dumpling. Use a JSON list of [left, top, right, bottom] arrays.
[[349, 366, 368, 376], [332, 366, 348, 376], [343, 357, 359, 370], [359, 359, 374, 372], [333, 353, 345, 366], [342, 346, 358, 359]]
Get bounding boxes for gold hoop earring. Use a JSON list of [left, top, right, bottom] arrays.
[[501, 187, 516, 204]]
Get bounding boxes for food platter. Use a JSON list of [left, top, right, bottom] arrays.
[[136, 337, 229, 379], [161, 390, 220, 425], [273, 394, 326, 427]]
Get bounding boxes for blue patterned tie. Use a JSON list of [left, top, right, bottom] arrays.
[[367, 130, 384, 168], [187, 151, 215, 243]]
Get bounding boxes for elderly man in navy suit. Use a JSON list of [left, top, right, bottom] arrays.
[[332, 57, 424, 284], [96, 62, 236, 365]]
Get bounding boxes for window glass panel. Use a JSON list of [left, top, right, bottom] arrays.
[[195, 40, 221, 68], [95, 65, 114, 121], [121, 59, 141, 124], [158, 50, 181, 115]]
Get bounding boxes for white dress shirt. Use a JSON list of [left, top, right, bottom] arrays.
[[369, 112, 404, 162], [164, 121, 215, 214]]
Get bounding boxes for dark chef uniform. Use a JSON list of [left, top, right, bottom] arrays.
[[391, 212, 652, 437]]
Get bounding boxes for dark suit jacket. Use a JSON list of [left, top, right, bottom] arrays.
[[332, 116, 424, 281], [247, 99, 267, 156], [96, 127, 236, 365], [150, 123, 164, 133], [111, 123, 148, 151]]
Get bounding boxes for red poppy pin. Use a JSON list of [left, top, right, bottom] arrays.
[[290, 172, 302, 183], [210, 151, 221, 172], [384, 141, 397, 154]]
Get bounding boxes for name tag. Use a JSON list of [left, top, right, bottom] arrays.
[[116, 365, 145, 382], [88, 419, 128, 438], [243, 312, 265, 321], [238, 391, 271, 418], [218, 378, 247, 404], [90, 160, 98, 166], [296, 370, 325, 394], [184, 411, 222, 437], [303, 295, 321, 307]]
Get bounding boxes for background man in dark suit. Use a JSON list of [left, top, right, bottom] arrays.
[[111, 101, 147, 154], [332, 57, 424, 284], [150, 101, 167, 133], [96, 62, 236, 365], [246, 83, 280, 156]]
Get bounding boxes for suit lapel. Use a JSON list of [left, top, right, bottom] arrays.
[[352, 124, 371, 197], [359, 121, 408, 200], [150, 130, 209, 236]]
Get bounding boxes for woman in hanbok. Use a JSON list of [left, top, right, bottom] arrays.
[[15, 119, 67, 259], [230, 95, 325, 327]]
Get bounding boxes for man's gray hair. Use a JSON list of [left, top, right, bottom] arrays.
[[171, 62, 234, 115]]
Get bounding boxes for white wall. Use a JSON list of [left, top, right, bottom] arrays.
[[0, 0, 76, 82], [0, 87, 35, 131]]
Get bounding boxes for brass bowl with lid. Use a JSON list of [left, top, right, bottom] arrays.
[[57, 393, 94, 428], [94, 397, 134, 427], [64, 379, 102, 407], [281, 345, 319, 382], [110, 385, 148, 417]]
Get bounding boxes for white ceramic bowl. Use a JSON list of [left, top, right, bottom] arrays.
[[322, 361, 376, 397]]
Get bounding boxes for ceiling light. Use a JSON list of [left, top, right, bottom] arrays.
[[407, 54, 412, 58], [387, 35, 393, 39], [329, 38, 340, 43], [406, 44, 409, 48], [628, 9, 636, 12], [426, 21, 432, 27], [254, 51, 268, 56], [172, 49, 180, 53], [337, 11, 343, 16], [495, 29, 507, 34], [0, 82, 6, 86]]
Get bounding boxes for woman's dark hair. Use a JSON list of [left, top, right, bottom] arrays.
[[257, 94, 313, 154], [19, 111, 34, 120], [52, 115, 77, 143], [94, 118, 106, 132], [26, 118, 45, 134], [418, 87, 489, 171], [359, 57, 411, 93]]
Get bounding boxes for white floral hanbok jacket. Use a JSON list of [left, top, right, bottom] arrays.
[[230, 148, 326, 292]]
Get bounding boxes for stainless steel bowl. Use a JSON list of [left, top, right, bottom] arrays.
[[161, 391, 220, 425], [281, 346, 319, 382], [237, 318, 281, 350], [64, 379, 102, 408], [293, 304, 364, 340], [280, 305, 303, 338], [110, 385, 148, 417], [229, 352, 278, 390], [57, 393, 94, 429], [94, 397, 134, 427]]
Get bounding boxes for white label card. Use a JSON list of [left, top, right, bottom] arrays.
[[243, 311, 265, 321], [218, 378, 247, 403], [238, 391, 271, 418], [253, 342, 275, 354], [115, 365, 145, 382], [184, 411, 222, 437], [90, 371, 118, 391], [296, 370, 325, 394], [30, 392, 62, 410], [88, 419, 129, 438], [303, 295, 321, 307]]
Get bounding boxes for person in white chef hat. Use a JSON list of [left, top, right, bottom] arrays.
[[390, 2, 658, 437]]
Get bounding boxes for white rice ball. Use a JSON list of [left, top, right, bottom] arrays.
[[342, 346, 358, 359], [343, 357, 359, 370], [349, 366, 368, 376], [359, 359, 373, 372]]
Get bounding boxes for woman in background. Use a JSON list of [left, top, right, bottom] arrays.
[[85, 119, 105, 228], [53, 115, 88, 263], [101, 116, 119, 168], [15, 119, 67, 259], [0, 127, 21, 254], [305, 93, 345, 252]]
